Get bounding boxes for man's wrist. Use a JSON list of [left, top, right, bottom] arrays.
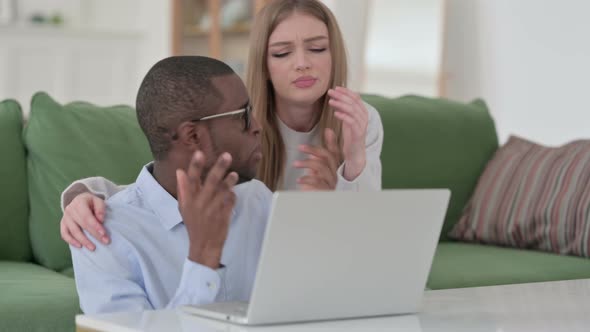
[[188, 247, 222, 269]]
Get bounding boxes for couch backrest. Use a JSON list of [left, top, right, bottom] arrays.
[[362, 95, 499, 241], [19, 91, 499, 270], [23, 92, 152, 271], [0, 99, 32, 261]]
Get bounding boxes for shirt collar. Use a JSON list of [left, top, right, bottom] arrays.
[[135, 163, 183, 231]]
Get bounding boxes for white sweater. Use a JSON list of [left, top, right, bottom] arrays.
[[278, 101, 383, 191], [61, 102, 383, 209]]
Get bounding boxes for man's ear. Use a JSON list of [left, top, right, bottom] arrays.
[[175, 121, 202, 149]]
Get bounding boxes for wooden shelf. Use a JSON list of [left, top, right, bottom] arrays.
[[0, 25, 141, 39], [183, 23, 251, 37], [172, 0, 269, 58]]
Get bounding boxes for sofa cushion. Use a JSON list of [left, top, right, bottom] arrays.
[[428, 242, 590, 290], [0, 99, 31, 261], [362, 95, 499, 240], [0, 261, 79, 332], [60, 266, 75, 278], [23, 92, 152, 271], [449, 136, 590, 257]]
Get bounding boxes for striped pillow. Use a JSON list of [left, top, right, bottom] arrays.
[[449, 136, 590, 257]]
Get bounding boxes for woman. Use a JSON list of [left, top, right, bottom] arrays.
[[61, 0, 383, 250]]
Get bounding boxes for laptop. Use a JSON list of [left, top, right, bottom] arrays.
[[181, 189, 450, 325]]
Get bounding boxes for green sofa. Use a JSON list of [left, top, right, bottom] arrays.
[[1, 92, 589, 331]]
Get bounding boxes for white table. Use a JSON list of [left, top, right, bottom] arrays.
[[76, 279, 590, 332]]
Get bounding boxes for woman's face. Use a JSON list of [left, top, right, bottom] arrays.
[[267, 12, 332, 108]]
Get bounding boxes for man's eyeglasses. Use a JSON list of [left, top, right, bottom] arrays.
[[169, 104, 253, 140], [193, 104, 253, 131]]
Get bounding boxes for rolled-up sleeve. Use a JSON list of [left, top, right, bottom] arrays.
[[61, 177, 127, 211]]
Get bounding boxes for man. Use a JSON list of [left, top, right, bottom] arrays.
[[70, 56, 270, 314]]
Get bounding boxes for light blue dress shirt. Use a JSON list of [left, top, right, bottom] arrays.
[[70, 164, 272, 314]]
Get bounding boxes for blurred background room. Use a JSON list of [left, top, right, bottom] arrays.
[[1, 3, 589, 331], [0, 0, 588, 144]]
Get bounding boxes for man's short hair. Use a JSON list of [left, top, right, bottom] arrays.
[[136, 56, 235, 160]]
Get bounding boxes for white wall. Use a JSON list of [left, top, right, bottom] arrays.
[[322, 0, 445, 96], [0, 27, 141, 111], [320, 0, 369, 92], [0, 0, 171, 109], [135, 0, 172, 92], [444, 0, 590, 145], [364, 0, 444, 97]]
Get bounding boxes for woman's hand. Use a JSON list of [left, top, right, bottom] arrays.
[[328, 87, 369, 181], [60, 193, 109, 251], [294, 128, 341, 191]]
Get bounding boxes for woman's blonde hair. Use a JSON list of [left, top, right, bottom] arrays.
[[247, 0, 347, 191]]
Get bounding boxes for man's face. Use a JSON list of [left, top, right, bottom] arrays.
[[202, 74, 262, 182]]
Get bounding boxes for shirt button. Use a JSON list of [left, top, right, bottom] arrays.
[[207, 282, 216, 290]]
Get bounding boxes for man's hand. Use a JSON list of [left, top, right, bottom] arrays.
[[176, 151, 238, 269], [294, 128, 341, 191]]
